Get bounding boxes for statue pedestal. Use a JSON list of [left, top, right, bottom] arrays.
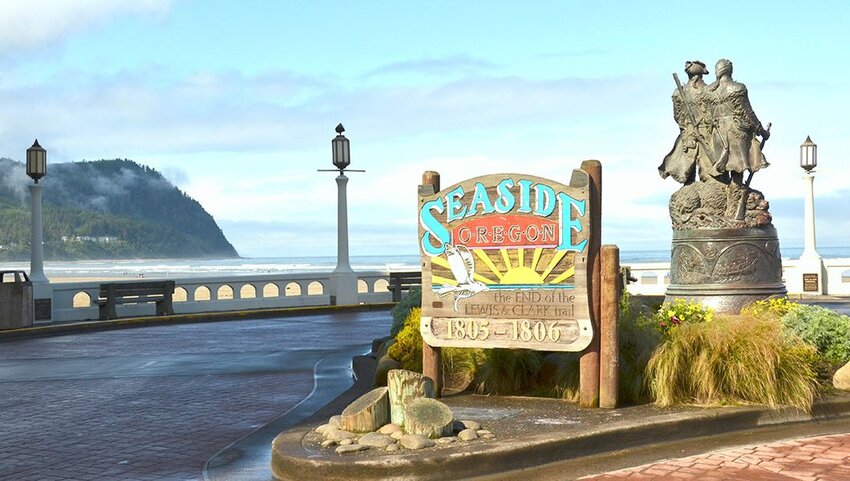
[[665, 226, 786, 313]]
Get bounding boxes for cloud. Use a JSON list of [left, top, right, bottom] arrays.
[[364, 55, 499, 78], [0, 1, 172, 53]]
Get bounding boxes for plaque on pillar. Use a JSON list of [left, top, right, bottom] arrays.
[[802, 274, 819, 293]]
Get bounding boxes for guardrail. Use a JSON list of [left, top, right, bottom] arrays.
[[623, 258, 850, 297], [49, 271, 392, 323], [40, 258, 850, 323]]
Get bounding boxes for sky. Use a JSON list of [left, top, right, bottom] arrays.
[[0, 0, 848, 258]]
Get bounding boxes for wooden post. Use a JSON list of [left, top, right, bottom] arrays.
[[420, 171, 443, 397], [599, 244, 620, 409], [579, 160, 601, 408]]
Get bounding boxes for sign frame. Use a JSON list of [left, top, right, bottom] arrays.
[[418, 170, 594, 352]]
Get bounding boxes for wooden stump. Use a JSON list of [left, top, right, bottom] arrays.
[[388, 369, 435, 426], [340, 387, 389, 433], [403, 398, 453, 439]]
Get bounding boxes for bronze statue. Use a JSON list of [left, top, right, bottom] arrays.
[[659, 59, 785, 313], [659, 58, 772, 229], [659, 61, 725, 184]]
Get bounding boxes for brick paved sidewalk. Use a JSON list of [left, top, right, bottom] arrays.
[[583, 432, 850, 481]]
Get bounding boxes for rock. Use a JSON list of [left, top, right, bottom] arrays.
[[435, 436, 456, 445], [374, 354, 402, 387], [399, 434, 435, 450], [329, 415, 343, 429], [834, 361, 850, 391], [386, 444, 400, 452], [336, 444, 370, 455], [321, 439, 337, 448], [390, 431, 404, 440], [358, 432, 395, 448], [459, 420, 481, 431], [458, 428, 479, 441], [339, 438, 354, 446], [483, 434, 496, 439], [476, 429, 492, 436], [388, 369, 435, 426], [324, 429, 356, 442], [315, 423, 334, 435], [403, 398, 453, 439], [378, 423, 402, 435], [341, 387, 390, 433]]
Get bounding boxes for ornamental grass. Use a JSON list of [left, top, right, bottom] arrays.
[[646, 314, 818, 412]]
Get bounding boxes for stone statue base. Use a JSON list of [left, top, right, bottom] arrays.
[[664, 226, 786, 313]]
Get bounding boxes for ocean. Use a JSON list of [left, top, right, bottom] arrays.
[[3, 246, 849, 281]]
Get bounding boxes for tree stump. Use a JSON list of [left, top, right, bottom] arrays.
[[340, 387, 389, 433], [388, 369, 435, 426], [403, 398, 453, 439]]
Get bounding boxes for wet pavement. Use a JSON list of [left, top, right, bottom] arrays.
[[0, 310, 391, 481]]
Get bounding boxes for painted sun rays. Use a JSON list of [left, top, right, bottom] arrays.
[[431, 247, 575, 287]]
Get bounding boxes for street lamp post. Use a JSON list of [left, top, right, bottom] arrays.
[[319, 124, 364, 304], [798, 136, 826, 294], [26, 139, 52, 319]]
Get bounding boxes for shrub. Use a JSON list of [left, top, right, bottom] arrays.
[[388, 307, 423, 372], [387, 307, 486, 389], [781, 304, 850, 367], [743, 297, 798, 319], [652, 298, 714, 335], [390, 286, 421, 338], [646, 314, 817, 411], [552, 292, 662, 404], [475, 349, 544, 395]]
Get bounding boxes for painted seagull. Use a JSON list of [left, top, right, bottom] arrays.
[[435, 244, 488, 311]]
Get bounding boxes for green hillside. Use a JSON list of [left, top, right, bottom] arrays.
[[0, 158, 239, 260]]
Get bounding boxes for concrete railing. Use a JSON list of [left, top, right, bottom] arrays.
[[624, 258, 850, 297], [49, 271, 392, 323], [41, 258, 850, 323]]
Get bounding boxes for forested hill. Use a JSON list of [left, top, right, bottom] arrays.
[[0, 158, 239, 260]]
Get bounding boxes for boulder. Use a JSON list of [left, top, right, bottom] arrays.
[[378, 423, 402, 435], [374, 354, 402, 387], [457, 428, 478, 441], [399, 434, 435, 450], [336, 444, 370, 455], [341, 387, 389, 433], [834, 361, 850, 391], [324, 429, 356, 442], [358, 432, 395, 448]]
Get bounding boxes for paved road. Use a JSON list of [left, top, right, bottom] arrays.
[[0, 311, 391, 481], [583, 432, 850, 480]]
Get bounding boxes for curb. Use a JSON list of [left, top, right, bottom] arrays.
[[270, 376, 850, 480], [0, 303, 394, 341]]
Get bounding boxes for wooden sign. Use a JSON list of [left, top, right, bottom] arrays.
[[418, 171, 593, 352], [803, 273, 819, 292]]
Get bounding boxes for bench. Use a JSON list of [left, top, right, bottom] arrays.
[[97, 281, 176, 320], [388, 271, 422, 302]]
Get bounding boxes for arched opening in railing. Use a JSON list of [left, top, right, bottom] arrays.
[[374, 279, 390, 292], [357, 279, 369, 293], [195, 286, 211, 301], [263, 283, 280, 298], [240, 284, 257, 299], [843, 269, 850, 283], [217, 285, 234, 300], [73, 292, 91, 308], [307, 281, 324, 295], [663, 272, 670, 284], [641, 272, 659, 285], [285, 282, 302, 297], [173, 287, 188, 302]]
